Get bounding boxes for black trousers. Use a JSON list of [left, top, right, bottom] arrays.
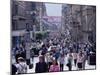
[[60, 64, 64, 71], [77, 63, 82, 69], [68, 63, 72, 71], [48, 62, 52, 70], [74, 59, 77, 66]]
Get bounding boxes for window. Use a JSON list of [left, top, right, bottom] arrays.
[[12, 20, 17, 30]]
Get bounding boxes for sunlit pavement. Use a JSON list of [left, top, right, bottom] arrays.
[[27, 57, 96, 73], [12, 56, 96, 73]]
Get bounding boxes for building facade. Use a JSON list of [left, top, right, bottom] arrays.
[[62, 4, 96, 45], [11, 0, 47, 47]]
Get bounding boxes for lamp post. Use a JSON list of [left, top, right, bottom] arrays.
[[39, 4, 43, 32], [26, 10, 37, 40], [24, 23, 31, 65], [25, 10, 37, 65]]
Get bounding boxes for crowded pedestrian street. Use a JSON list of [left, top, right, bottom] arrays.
[[12, 37, 96, 74], [26, 57, 95, 73], [12, 51, 96, 73], [11, 1, 96, 75]]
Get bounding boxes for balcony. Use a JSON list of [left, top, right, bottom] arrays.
[[12, 15, 26, 21]]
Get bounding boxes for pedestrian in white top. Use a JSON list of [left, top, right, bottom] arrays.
[[72, 51, 77, 67], [59, 54, 65, 71], [16, 57, 27, 74], [82, 50, 87, 70], [45, 53, 53, 69]]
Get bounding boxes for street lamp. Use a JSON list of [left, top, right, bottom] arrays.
[[24, 10, 37, 65], [24, 23, 31, 65]]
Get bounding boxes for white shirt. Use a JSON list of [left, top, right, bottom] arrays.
[[72, 53, 77, 59], [16, 62, 27, 74], [46, 55, 53, 63]]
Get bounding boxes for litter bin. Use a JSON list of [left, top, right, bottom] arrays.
[[88, 53, 96, 65]]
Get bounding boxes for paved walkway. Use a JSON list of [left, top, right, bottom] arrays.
[[27, 57, 96, 73]]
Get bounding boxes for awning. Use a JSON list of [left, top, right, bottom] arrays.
[[12, 30, 26, 36]]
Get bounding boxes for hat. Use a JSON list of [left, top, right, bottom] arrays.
[[18, 57, 24, 60]]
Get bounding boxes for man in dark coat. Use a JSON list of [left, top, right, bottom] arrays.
[[35, 55, 48, 73]]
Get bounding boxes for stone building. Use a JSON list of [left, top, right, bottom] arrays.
[[12, 0, 32, 47], [11, 0, 47, 47], [62, 4, 96, 45]]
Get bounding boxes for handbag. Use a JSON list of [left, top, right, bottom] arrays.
[[29, 64, 33, 69]]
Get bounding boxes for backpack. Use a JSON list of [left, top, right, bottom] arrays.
[[18, 63, 27, 74]]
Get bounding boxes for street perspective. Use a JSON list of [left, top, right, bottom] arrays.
[[11, 0, 96, 75]]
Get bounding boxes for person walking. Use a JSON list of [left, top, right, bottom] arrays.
[[49, 59, 60, 72], [67, 53, 73, 71], [59, 54, 65, 71], [45, 53, 53, 70], [77, 51, 84, 70], [15, 57, 27, 74], [82, 50, 87, 70], [30, 48, 34, 62], [72, 51, 77, 67], [35, 55, 48, 73], [54, 50, 60, 61]]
